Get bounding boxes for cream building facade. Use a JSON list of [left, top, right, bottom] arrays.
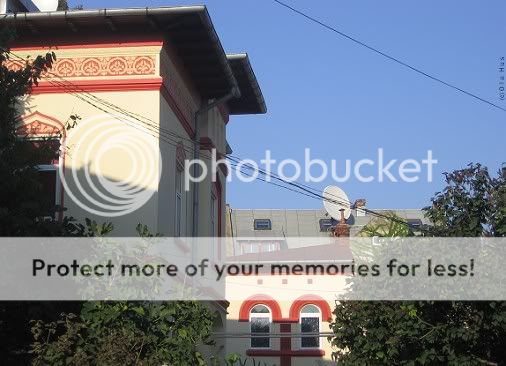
[[225, 207, 428, 365], [3, 7, 266, 237], [2, 8, 266, 363]]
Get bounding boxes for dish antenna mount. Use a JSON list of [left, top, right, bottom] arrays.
[[323, 185, 351, 222]]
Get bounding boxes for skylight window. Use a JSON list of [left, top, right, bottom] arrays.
[[254, 219, 272, 230]]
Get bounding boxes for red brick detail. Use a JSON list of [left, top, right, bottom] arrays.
[[289, 295, 333, 322], [238, 295, 282, 322], [280, 323, 291, 350]]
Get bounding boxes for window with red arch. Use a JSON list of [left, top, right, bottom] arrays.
[[288, 295, 332, 322], [238, 296, 283, 322], [249, 304, 271, 349], [15, 112, 65, 220], [299, 304, 321, 349]]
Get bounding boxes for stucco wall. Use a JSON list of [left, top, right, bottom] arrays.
[[225, 274, 344, 365]]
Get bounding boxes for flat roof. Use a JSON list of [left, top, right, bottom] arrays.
[[1, 6, 266, 115]]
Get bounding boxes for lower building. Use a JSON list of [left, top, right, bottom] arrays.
[[224, 204, 428, 365]]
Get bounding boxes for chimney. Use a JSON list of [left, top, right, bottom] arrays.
[[333, 208, 350, 237], [354, 198, 367, 217]]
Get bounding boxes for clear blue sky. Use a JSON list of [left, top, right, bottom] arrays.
[[72, 0, 506, 209]]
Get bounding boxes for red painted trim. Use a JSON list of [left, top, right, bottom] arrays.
[[288, 295, 333, 322], [16, 111, 66, 133], [200, 137, 229, 176], [199, 136, 215, 151], [246, 349, 325, 357], [217, 103, 230, 124], [280, 323, 292, 333], [30, 77, 163, 94], [280, 323, 291, 350], [29, 77, 197, 142], [280, 323, 292, 366], [238, 295, 283, 322], [161, 45, 201, 114], [160, 83, 195, 138], [214, 177, 223, 239], [16, 112, 66, 222]]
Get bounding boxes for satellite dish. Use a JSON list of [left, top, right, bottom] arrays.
[[323, 185, 351, 221], [31, 0, 58, 12]]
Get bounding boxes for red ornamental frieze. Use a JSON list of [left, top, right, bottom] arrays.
[[5, 55, 156, 77], [16, 120, 61, 136]]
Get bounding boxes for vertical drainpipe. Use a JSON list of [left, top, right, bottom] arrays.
[[191, 87, 240, 237]]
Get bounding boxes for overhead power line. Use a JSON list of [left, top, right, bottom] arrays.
[[7, 50, 428, 232], [272, 0, 506, 113], [228, 160, 429, 233]]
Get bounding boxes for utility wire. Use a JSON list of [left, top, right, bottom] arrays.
[[272, 0, 506, 113], [8, 50, 428, 232], [228, 160, 429, 233]]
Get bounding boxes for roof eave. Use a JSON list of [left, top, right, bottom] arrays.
[[1, 6, 239, 100], [227, 53, 267, 115]]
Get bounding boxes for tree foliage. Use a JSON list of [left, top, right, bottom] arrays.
[[1, 29, 219, 365], [31, 301, 216, 366], [330, 163, 506, 365], [357, 210, 411, 237]]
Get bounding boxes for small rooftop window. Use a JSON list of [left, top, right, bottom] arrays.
[[254, 219, 272, 230], [319, 218, 336, 232], [407, 219, 423, 230]]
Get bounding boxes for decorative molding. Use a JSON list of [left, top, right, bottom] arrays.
[[30, 78, 163, 94], [15, 111, 65, 137], [5, 55, 156, 78], [15, 112, 66, 222]]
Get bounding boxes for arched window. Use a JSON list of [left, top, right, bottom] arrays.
[[250, 304, 271, 349], [300, 304, 321, 349]]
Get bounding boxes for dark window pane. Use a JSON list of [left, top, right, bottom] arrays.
[[38, 170, 57, 207], [19, 139, 60, 165], [251, 305, 270, 314], [301, 317, 319, 348], [301, 304, 320, 313], [251, 317, 269, 348], [254, 219, 271, 230], [319, 218, 336, 232], [407, 219, 422, 230]]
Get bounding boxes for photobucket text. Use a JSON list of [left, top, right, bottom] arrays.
[[184, 148, 438, 191]]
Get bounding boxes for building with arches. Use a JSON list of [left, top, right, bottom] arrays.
[[224, 244, 351, 366], [224, 206, 428, 365]]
